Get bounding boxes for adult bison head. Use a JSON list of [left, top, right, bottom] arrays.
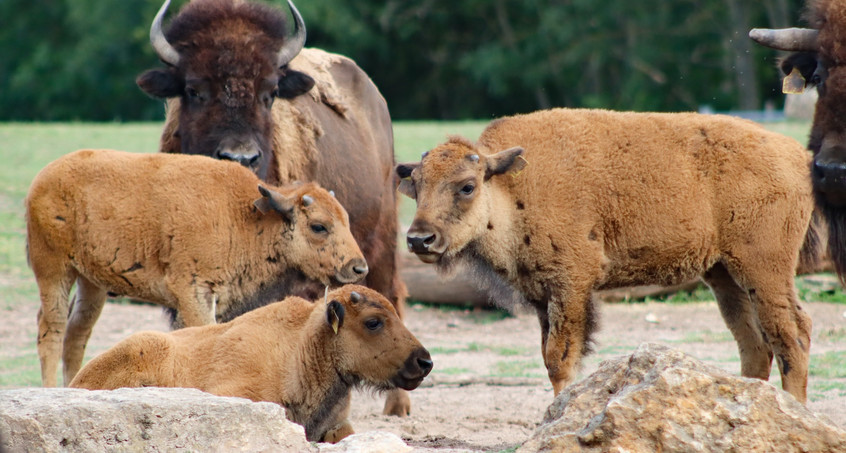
[[750, 2, 846, 206], [137, 0, 315, 181]]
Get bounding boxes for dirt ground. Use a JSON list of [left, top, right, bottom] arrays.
[[2, 295, 845, 452]]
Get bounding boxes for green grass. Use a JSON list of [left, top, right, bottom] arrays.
[[0, 353, 41, 387], [428, 342, 532, 357], [491, 359, 546, 378], [809, 351, 846, 379]]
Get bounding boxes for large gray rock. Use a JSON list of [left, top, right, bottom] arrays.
[[0, 387, 314, 452], [520, 343, 846, 453]]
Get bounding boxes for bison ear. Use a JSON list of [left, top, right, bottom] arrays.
[[278, 70, 316, 99], [326, 300, 345, 334], [254, 185, 295, 222], [136, 68, 183, 99], [395, 163, 419, 199], [485, 146, 526, 180], [780, 52, 819, 85]]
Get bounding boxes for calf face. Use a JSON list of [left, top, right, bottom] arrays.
[[396, 138, 525, 266], [256, 182, 368, 285], [326, 285, 432, 390]]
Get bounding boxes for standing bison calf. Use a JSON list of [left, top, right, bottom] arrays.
[[69, 285, 432, 443], [26, 149, 367, 387], [397, 108, 818, 403]]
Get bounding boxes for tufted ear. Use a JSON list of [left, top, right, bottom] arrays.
[[136, 68, 184, 99], [395, 162, 420, 199], [485, 147, 526, 180], [254, 185, 295, 222], [326, 300, 345, 334], [278, 70, 316, 99]]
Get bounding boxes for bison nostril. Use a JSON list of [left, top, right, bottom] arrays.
[[218, 150, 260, 168], [417, 357, 433, 373], [353, 264, 368, 275], [407, 234, 436, 252]]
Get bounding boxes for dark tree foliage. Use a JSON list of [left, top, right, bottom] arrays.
[[0, 0, 805, 121]]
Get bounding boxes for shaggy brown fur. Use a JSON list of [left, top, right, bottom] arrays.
[[26, 149, 366, 388], [138, 0, 406, 413], [762, 0, 846, 280], [397, 108, 818, 403], [69, 285, 432, 443]]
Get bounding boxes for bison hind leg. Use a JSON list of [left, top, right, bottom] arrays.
[[70, 332, 174, 390], [62, 275, 108, 385], [35, 265, 78, 387], [703, 262, 773, 379]]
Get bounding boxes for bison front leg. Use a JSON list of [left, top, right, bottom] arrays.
[[541, 286, 598, 396], [748, 281, 812, 403]]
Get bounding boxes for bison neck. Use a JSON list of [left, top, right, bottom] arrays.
[[281, 320, 356, 442], [444, 184, 531, 309]]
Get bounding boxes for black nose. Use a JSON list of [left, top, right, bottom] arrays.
[[407, 233, 436, 253], [417, 357, 433, 374], [218, 149, 260, 167], [353, 264, 368, 275]]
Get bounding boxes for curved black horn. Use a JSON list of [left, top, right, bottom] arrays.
[[277, 0, 307, 67], [749, 28, 819, 52], [150, 0, 180, 66]]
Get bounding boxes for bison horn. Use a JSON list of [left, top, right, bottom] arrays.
[[302, 194, 314, 206], [277, 0, 307, 68], [150, 0, 180, 66], [749, 28, 819, 52], [350, 291, 362, 302]]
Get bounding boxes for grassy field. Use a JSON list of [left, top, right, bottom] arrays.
[[1, 118, 844, 388]]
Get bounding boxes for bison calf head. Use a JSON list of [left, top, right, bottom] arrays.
[[750, 2, 846, 206], [395, 137, 526, 268], [323, 285, 432, 391], [137, 0, 316, 180], [254, 182, 367, 285]]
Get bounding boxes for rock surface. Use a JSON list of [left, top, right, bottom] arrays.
[[519, 343, 846, 453], [0, 387, 313, 452]]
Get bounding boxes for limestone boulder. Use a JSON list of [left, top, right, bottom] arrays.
[[0, 387, 314, 452], [520, 343, 846, 453]]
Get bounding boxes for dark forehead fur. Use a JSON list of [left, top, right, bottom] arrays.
[[166, 0, 288, 71], [810, 0, 846, 63]]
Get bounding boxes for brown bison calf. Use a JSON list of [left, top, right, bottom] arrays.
[[69, 285, 432, 442], [26, 149, 367, 387], [397, 108, 818, 403]]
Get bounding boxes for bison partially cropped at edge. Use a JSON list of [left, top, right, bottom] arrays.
[[750, 0, 846, 280], [26, 149, 365, 387], [69, 285, 432, 443], [397, 109, 818, 403]]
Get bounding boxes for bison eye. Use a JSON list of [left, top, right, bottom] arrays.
[[364, 318, 383, 331], [459, 184, 475, 196], [186, 87, 200, 100], [310, 223, 328, 234]]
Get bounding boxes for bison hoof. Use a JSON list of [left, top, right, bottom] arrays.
[[382, 388, 411, 417]]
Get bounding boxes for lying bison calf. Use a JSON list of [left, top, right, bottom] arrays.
[[69, 285, 432, 442], [26, 149, 367, 387], [397, 108, 818, 403]]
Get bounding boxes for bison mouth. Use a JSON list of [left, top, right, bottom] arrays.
[[412, 251, 442, 264], [390, 348, 433, 390]]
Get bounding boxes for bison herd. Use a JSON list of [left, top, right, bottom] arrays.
[[21, 0, 846, 444]]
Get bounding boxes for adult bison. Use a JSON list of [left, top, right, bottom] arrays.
[[750, 0, 846, 280], [136, 0, 408, 415]]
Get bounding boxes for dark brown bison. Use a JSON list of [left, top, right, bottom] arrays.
[[137, 0, 409, 414], [750, 0, 846, 280], [398, 109, 818, 403]]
